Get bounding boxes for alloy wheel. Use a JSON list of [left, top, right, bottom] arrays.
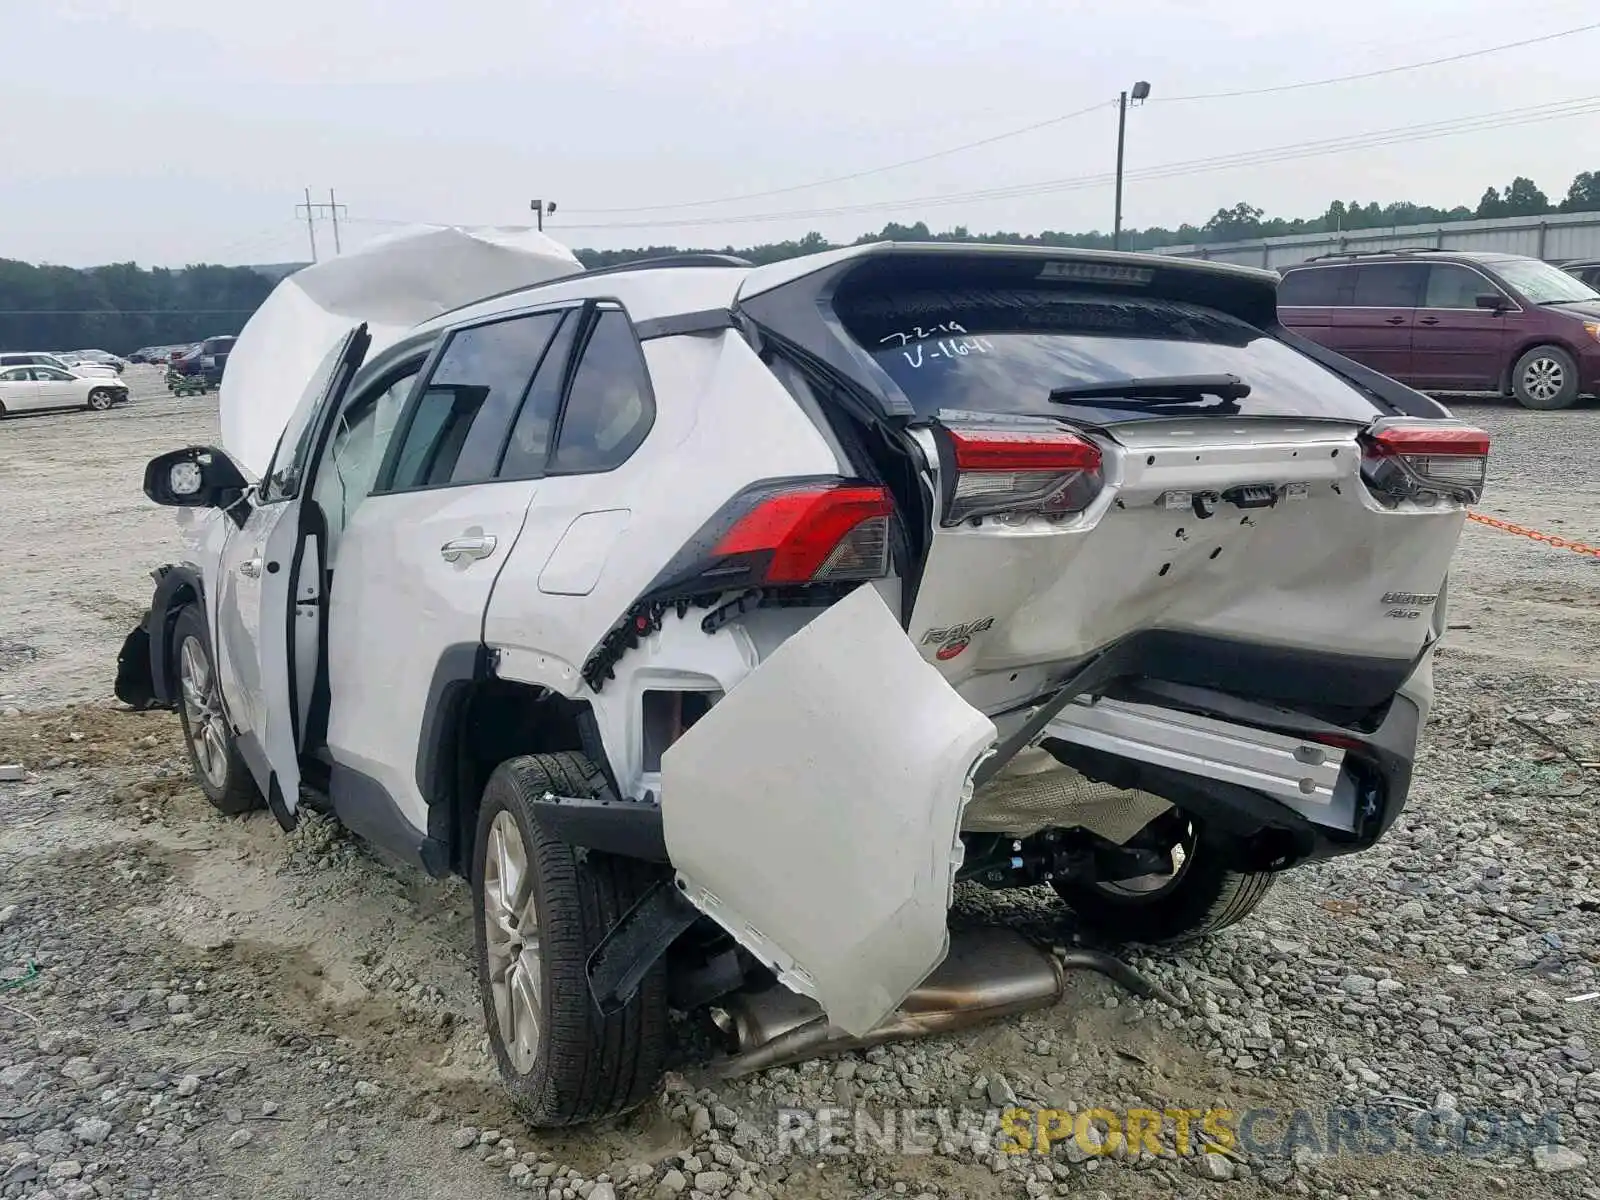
[[483, 810, 543, 1074], [178, 636, 229, 791], [1523, 357, 1566, 405]]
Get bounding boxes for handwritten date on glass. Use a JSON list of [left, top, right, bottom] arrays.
[[878, 323, 994, 369]]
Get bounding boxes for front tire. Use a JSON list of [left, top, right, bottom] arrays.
[[1052, 818, 1274, 944], [87, 388, 114, 411], [472, 753, 669, 1127], [171, 605, 262, 815], [1511, 345, 1581, 410]]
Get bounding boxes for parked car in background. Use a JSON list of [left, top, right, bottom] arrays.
[[1280, 248, 1600, 409], [1561, 259, 1600, 290], [0, 351, 120, 380], [1278, 249, 1600, 409], [168, 336, 235, 381], [0, 365, 129, 414], [67, 349, 128, 373]]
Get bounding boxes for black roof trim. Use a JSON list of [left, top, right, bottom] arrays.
[[632, 308, 737, 341]]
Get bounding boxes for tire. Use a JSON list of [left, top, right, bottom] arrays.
[[87, 388, 114, 411], [1052, 819, 1274, 945], [1511, 345, 1581, 410], [472, 753, 669, 1127], [171, 605, 262, 815]]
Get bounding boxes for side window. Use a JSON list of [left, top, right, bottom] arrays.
[[311, 365, 421, 554], [261, 335, 361, 504], [0, 368, 29, 381], [549, 310, 655, 475], [497, 313, 578, 480], [1423, 265, 1494, 309], [1277, 268, 1340, 306], [385, 311, 563, 491], [1351, 264, 1425, 308]]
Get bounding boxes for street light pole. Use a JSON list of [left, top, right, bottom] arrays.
[[530, 199, 557, 231], [1112, 81, 1151, 253]]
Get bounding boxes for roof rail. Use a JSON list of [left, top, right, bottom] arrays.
[[579, 252, 755, 277], [431, 253, 754, 323], [1303, 248, 1447, 262]]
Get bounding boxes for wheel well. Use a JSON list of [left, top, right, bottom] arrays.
[[152, 578, 202, 704], [431, 679, 606, 877], [1500, 338, 1580, 395]]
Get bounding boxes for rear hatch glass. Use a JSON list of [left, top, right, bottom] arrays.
[[834, 287, 1383, 426]]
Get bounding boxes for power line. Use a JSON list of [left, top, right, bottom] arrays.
[[1157, 20, 1600, 102], [550, 96, 1600, 232], [560, 102, 1113, 215], [559, 21, 1600, 219]]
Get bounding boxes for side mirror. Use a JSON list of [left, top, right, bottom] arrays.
[[143, 446, 250, 525], [1475, 292, 1508, 312]]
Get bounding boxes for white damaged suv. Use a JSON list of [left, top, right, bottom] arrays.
[[116, 233, 1487, 1125]]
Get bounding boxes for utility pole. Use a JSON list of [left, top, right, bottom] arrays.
[[297, 187, 319, 263], [1112, 81, 1151, 252], [294, 189, 350, 261], [328, 188, 343, 254], [530, 199, 557, 231]]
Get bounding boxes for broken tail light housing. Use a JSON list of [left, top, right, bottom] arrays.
[[937, 424, 1104, 526], [1360, 420, 1490, 505], [644, 477, 895, 598]]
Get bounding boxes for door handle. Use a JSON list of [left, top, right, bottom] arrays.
[[440, 534, 497, 563], [238, 558, 262, 579], [1385, 316, 1407, 325], [1418, 316, 1440, 325]]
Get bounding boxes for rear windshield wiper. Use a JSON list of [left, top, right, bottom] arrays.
[[1047, 373, 1251, 408]]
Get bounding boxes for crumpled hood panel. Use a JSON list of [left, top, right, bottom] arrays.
[[219, 225, 582, 478]]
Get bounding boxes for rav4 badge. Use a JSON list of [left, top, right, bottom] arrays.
[[921, 617, 995, 661]]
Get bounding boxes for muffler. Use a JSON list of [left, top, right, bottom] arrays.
[[710, 927, 1179, 1079]]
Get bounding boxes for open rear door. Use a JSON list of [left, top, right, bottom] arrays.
[[252, 324, 371, 827], [660, 585, 996, 1036]]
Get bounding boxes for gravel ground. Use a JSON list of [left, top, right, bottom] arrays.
[[1, 367, 1598, 1199]]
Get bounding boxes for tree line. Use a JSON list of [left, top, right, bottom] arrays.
[[576, 168, 1600, 269], [0, 260, 274, 356], [7, 168, 1600, 354]]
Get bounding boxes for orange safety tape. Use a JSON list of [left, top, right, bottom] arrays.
[[1466, 511, 1600, 558]]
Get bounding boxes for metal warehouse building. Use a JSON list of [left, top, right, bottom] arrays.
[[1152, 211, 1600, 271]]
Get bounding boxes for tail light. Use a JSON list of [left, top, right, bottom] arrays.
[[938, 424, 1104, 526], [642, 478, 895, 600], [1360, 420, 1489, 504], [713, 484, 892, 584]]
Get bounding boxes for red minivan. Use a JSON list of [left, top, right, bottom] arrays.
[[1277, 250, 1600, 409]]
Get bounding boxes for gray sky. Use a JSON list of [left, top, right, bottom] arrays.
[[7, 0, 1600, 267]]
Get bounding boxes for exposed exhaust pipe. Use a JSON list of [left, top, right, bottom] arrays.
[[711, 928, 1180, 1079]]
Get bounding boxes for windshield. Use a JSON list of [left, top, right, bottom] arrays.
[[1494, 258, 1600, 304], [840, 289, 1383, 425]]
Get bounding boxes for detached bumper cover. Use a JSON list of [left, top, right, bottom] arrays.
[[660, 585, 997, 1038]]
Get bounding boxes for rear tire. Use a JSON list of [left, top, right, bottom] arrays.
[[1511, 345, 1580, 410], [87, 388, 114, 411], [1052, 818, 1274, 944], [472, 752, 669, 1127], [171, 605, 262, 815]]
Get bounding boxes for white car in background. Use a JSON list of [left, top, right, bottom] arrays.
[[0, 351, 120, 380], [0, 364, 130, 414], [65, 349, 129, 373]]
